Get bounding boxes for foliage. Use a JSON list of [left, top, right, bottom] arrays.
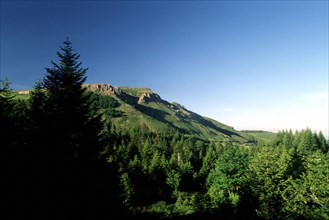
[[5, 40, 329, 219], [248, 129, 329, 220], [6, 39, 125, 219], [248, 145, 291, 219], [282, 152, 329, 219], [87, 91, 123, 117], [206, 146, 250, 208]]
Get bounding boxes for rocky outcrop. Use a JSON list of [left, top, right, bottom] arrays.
[[18, 90, 30, 95], [83, 83, 165, 105], [83, 84, 122, 96], [138, 92, 162, 104]]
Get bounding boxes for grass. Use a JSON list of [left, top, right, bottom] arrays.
[[120, 87, 154, 97]]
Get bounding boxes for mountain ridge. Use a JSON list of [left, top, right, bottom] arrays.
[[82, 83, 256, 144], [15, 83, 262, 144]]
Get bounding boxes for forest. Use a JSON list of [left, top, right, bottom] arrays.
[[3, 40, 328, 220]]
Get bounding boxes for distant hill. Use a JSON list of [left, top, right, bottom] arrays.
[[240, 130, 277, 143], [15, 83, 262, 144], [82, 84, 257, 144]]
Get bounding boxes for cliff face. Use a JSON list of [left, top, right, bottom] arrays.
[[82, 84, 122, 96], [83, 83, 164, 105], [18, 83, 165, 106], [137, 92, 162, 104], [18, 90, 30, 95]]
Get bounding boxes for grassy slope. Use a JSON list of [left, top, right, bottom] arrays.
[[111, 87, 255, 144], [240, 130, 277, 143], [14, 86, 260, 144]]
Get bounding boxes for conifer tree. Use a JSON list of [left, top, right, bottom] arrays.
[[206, 147, 250, 211], [1, 77, 16, 176], [28, 38, 115, 218], [0, 77, 15, 146], [41, 38, 101, 163], [317, 131, 328, 153]]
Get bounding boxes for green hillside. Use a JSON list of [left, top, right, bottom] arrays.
[[240, 130, 277, 143], [14, 84, 257, 144], [83, 84, 256, 144]]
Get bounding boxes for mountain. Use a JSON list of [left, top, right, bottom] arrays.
[[15, 83, 259, 144], [83, 84, 256, 144]]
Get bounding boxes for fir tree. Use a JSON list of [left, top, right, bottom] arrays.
[[42, 38, 94, 161], [28, 38, 119, 218], [0, 77, 15, 146]]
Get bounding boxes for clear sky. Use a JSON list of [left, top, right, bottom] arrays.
[[1, 0, 328, 136]]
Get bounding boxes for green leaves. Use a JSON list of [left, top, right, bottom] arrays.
[[106, 126, 328, 218], [282, 152, 329, 219], [166, 170, 181, 193], [248, 146, 290, 219], [248, 130, 329, 219], [206, 146, 249, 208]]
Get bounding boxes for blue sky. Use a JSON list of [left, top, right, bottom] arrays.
[[1, 0, 328, 135]]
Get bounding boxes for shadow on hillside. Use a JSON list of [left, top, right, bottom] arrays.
[[120, 92, 188, 134], [189, 112, 243, 138], [135, 104, 187, 134], [118, 91, 245, 139]]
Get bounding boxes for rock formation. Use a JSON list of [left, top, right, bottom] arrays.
[[82, 84, 122, 96], [138, 92, 162, 104]]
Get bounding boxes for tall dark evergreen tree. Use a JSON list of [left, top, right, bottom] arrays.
[[42, 38, 97, 162], [0, 77, 15, 147], [28, 39, 124, 219]]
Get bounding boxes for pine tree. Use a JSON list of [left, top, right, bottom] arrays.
[[38, 38, 104, 166], [248, 145, 291, 219], [317, 131, 328, 153], [0, 77, 15, 146], [206, 147, 250, 209], [29, 38, 112, 218]]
